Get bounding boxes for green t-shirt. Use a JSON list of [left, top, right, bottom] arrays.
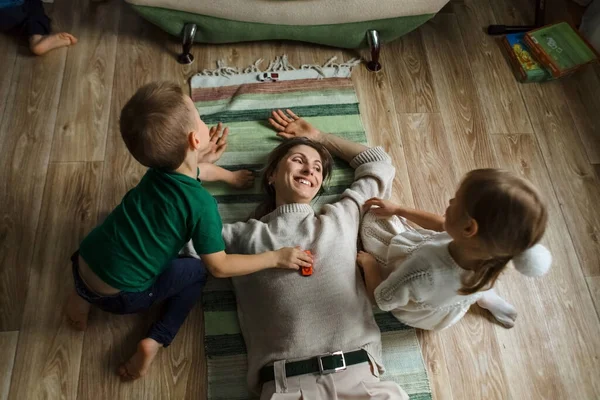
[[79, 168, 225, 292]]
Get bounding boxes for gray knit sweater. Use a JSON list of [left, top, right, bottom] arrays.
[[222, 147, 395, 393]]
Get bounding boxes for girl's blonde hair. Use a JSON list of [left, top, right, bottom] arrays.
[[458, 169, 548, 295]]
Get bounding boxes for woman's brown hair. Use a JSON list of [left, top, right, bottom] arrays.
[[252, 138, 334, 219], [457, 169, 548, 294]]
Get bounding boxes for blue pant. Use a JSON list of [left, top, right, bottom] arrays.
[[0, 0, 51, 37], [71, 252, 207, 347]]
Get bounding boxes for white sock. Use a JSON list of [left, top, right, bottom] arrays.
[[477, 289, 517, 328]]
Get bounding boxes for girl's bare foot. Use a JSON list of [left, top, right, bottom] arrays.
[[29, 32, 78, 56], [357, 251, 378, 270], [65, 290, 90, 331], [228, 169, 255, 189], [118, 338, 162, 381], [477, 289, 518, 328]]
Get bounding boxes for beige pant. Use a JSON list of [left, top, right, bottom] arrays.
[[260, 360, 409, 400]]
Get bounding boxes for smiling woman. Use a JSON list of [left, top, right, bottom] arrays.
[[253, 137, 333, 219], [210, 109, 408, 399]]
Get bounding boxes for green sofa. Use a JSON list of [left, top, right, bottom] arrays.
[[125, 0, 450, 69]]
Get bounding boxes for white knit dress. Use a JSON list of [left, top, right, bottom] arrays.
[[360, 212, 483, 331]]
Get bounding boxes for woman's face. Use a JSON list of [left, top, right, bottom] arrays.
[[270, 144, 324, 206]]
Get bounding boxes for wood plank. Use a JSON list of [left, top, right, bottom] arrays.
[[454, 0, 533, 135], [398, 113, 457, 213], [78, 5, 208, 398], [587, 277, 600, 320], [353, 56, 415, 207], [519, 81, 600, 276], [7, 162, 103, 400], [492, 134, 600, 399], [416, 330, 454, 400], [0, 8, 70, 331], [595, 164, 600, 180], [397, 112, 455, 400], [421, 13, 497, 175], [50, 0, 121, 162], [562, 66, 600, 164], [0, 34, 18, 129], [493, 0, 600, 279], [420, 15, 511, 399], [382, 30, 438, 113], [490, 0, 533, 25], [398, 112, 509, 399], [0, 331, 18, 400]]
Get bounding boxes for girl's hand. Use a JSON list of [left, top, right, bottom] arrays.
[[357, 251, 378, 270], [268, 109, 322, 142], [363, 198, 402, 217], [273, 246, 313, 270]]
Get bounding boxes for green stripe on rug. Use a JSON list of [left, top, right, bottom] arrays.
[[202, 103, 360, 125], [194, 68, 431, 400]]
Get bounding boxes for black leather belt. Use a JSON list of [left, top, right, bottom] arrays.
[[259, 349, 369, 383]]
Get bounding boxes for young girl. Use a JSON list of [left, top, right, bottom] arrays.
[[357, 169, 552, 331]]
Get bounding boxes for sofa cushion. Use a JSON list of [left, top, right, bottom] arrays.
[[125, 0, 449, 26]]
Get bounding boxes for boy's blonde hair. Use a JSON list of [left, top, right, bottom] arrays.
[[458, 169, 548, 294], [120, 81, 195, 170]]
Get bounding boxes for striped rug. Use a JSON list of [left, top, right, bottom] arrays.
[[191, 59, 432, 400]]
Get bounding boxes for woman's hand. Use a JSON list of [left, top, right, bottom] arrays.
[[272, 246, 313, 270], [198, 123, 229, 164], [363, 197, 403, 217], [268, 109, 322, 142]]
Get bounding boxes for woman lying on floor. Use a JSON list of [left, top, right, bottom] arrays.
[[187, 109, 407, 399]]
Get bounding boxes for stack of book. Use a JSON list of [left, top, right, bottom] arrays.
[[501, 22, 599, 83]]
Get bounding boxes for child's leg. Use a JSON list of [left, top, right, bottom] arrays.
[[66, 252, 93, 330], [20, 0, 77, 55], [477, 289, 517, 328], [118, 257, 208, 380], [0, 3, 27, 33]]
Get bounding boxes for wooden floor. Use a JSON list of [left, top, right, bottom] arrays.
[[1, 0, 599, 399]]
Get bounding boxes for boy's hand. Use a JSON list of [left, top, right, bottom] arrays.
[[268, 109, 322, 142], [357, 251, 378, 270], [227, 169, 255, 189], [273, 246, 313, 270], [198, 123, 229, 164], [364, 197, 402, 217]]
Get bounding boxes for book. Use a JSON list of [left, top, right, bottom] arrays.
[[524, 22, 599, 78], [501, 33, 553, 83]]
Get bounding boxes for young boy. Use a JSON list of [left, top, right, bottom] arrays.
[[0, 0, 77, 55], [65, 82, 313, 380]]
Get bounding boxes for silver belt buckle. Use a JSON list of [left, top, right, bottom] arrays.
[[317, 350, 347, 375]]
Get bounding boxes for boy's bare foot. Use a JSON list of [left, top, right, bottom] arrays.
[[228, 169, 255, 189], [65, 290, 91, 331], [477, 290, 517, 329], [29, 32, 78, 56], [118, 338, 162, 381]]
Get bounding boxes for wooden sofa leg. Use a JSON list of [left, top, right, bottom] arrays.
[[178, 23, 197, 65], [366, 30, 382, 72]]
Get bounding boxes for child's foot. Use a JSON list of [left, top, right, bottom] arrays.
[[357, 251, 378, 270], [228, 170, 255, 189], [29, 32, 78, 56], [118, 338, 162, 381], [65, 290, 91, 331], [477, 290, 518, 328]]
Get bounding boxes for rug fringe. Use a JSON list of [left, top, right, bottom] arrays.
[[198, 55, 361, 78]]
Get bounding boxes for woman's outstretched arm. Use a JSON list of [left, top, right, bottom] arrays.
[[269, 109, 368, 163]]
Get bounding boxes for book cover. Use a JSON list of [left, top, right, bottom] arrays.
[[524, 22, 599, 78], [502, 33, 553, 83]]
